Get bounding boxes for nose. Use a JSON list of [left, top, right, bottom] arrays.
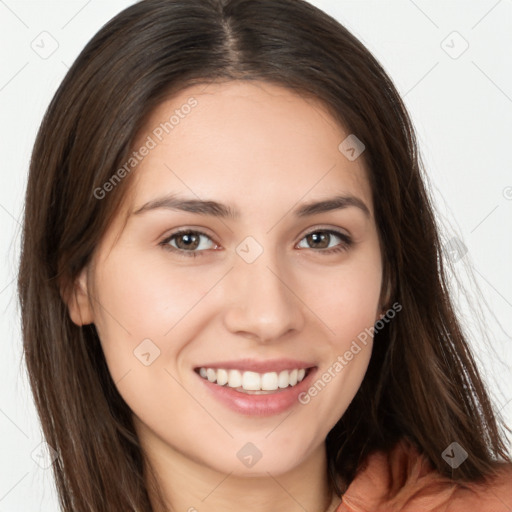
[[222, 247, 306, 343]]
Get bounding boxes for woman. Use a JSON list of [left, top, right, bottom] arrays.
[[17, 0, 511, 511]]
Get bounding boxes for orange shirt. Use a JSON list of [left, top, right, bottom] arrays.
[[336, 438, 512, 512]]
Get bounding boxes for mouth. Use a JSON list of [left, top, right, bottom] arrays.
[[193, 362, 318, 416], [194, 366, 314, 394]]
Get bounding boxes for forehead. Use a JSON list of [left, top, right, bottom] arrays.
[[123, 80, 373, 221]]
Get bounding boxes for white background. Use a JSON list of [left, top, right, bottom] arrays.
[[0, 1, 511, 510]]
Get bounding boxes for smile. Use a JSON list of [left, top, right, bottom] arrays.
[[196, 367, 310, 394]]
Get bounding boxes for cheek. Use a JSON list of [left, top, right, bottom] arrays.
[[88, 251, 211, 430], [307, 252, 382, 344], [299, 274, 378, 432], [298, 249, 380, 421], [92, 249, 218, 343]]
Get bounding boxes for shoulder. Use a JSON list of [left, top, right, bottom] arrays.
[[336, 438, 512, 512]]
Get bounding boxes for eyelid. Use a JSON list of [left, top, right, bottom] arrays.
[[298, 224, 351, 241]]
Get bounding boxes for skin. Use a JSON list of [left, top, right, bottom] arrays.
[[67, 80, 387, 512]]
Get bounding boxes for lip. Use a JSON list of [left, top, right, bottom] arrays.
[[194, 358, 315, 373], [195, 365, 318, 417]]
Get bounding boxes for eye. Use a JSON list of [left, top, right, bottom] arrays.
[[160, 227, 353, 258], [296, 229, 352, 254], [160, 229, 218, 258]]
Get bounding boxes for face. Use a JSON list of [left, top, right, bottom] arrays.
[[69, 80, 385, 478]]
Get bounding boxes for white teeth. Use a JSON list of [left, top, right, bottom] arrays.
[[228, 369, 242, 388], [278, 370, 289, 388], [216, 368, 229, 386], [242, 371, 261, 390], [261, 372, 278, 391], [197, 367, 309, 391]]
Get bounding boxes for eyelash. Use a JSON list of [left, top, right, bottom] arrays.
[[159, 228, 353, 258]]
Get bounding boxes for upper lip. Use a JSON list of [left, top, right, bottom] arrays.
[[194, 358, 316, 373]]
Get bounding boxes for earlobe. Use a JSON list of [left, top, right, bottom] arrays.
[[379, 274, 393, 314], [64, 268, 94, 326], [376, 276, 393, 323], [375, 308, 386, 324]]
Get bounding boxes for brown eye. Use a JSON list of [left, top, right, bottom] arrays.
[[174, 232, 201, 250], [305, 232, 330, 249], [161, 230, 217, 257], [297, 229, 352, 254]]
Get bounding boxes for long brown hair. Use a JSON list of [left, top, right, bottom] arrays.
[[18, 0, 511, 510]]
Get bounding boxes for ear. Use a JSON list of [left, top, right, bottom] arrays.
[[62, 267, 94, 326], [376, 273, 393, 322]]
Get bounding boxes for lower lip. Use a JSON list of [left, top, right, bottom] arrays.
[[196, 368, 317, 417]]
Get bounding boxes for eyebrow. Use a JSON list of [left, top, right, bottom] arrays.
[[131, 193, 371, 219]]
